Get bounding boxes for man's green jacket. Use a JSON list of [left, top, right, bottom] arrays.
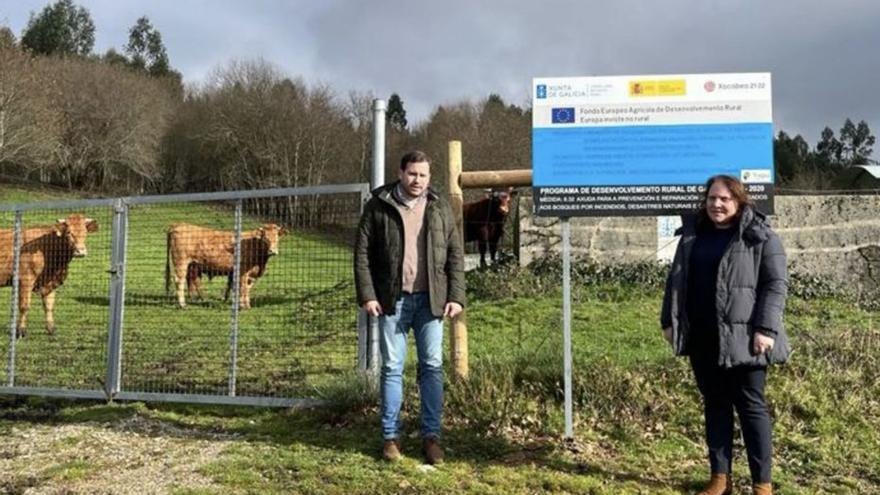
[[354, 182, 466, 317]]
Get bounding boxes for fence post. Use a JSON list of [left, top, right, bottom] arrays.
[[562, 217, 573, 440], [105, 200, 128, 399], [447, 141, 469, 380], [228, 200, 243, 397], [372, 99, 386, 190], [357, 310, 368, 371], [356, 188, 381, 376], [363, 100, 386, 377], [6, 211, 22, 387], [513, 195, 521, 264]]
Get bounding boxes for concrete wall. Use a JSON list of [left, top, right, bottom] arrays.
[[518, 194, 880, 292]]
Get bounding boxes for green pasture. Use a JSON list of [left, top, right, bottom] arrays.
[[1, 185, 878, 493], [2, 289, 878, 494], [0, 190, 361, 398]]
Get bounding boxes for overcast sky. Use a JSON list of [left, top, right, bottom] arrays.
[[2, 0, 879, 144]]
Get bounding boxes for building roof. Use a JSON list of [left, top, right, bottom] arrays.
[[833, 165, 880, 189]]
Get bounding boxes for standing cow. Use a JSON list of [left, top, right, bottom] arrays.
[[182, 262, 225, 301], [0, 214, 99, 337], [462, 187, 517, 268], [165, 223, 286, 309], [183, 262, 249, 303]]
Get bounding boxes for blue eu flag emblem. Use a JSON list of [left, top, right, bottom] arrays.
[[551, 107, 575, 124], [536, 84, 547, 99]]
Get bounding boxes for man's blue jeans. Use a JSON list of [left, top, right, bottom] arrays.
[[379, 292, 444, 440]]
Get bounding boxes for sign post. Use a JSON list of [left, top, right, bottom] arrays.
[[532, 72, 774, 440]]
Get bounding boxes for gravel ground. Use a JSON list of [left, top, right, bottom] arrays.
[[0, 415, 236, 494]]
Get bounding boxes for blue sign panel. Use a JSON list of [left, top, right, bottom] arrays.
[[532, 73, 775, 216]]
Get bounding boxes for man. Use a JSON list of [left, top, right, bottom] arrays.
[[355, 150, 466, 465]]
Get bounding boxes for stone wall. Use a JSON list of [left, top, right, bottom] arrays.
[[518, 194, 880, 292]]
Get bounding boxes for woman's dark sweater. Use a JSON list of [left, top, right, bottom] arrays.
[[686, 222, 737, 352]]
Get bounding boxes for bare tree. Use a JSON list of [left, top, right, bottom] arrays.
[[51, 56, 176, 192], [406, 95, 531, 197], [0, 46, 61, 180], [166, 59, 362, 191], [346, 90, 374, 182]]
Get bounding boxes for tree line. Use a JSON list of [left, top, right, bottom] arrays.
[[0, 0, 875, 197], [775, 119, 876, 189]]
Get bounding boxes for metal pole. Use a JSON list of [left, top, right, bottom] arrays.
[[357, 188, 373, 374], [513, 196, 521, 264], [562, 216, 573, 439], [228, 201, 243, 396], [369, 316, 380, 376], [371, 99, 386, 190], [357, 310, 368, 371], [447, 140, 468, 379], [105, 200, 128, 399], [366, 99, 385, 377], [6, 211, 22, 387]]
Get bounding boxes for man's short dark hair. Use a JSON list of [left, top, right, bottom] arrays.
[[400, 151, 431, 170]]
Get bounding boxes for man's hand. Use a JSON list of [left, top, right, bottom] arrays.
[[662, 327, 673, 345], [753, 332, 775, 355], [363, 300, 383, 317], [443, 302, 463, 319]]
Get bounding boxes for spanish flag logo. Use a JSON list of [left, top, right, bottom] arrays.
[[629, 79, 687, 97]]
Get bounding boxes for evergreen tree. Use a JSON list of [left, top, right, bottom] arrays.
[[125, 16, 171, 77], [387, 93, 408, 131], [774, 131, 810, 182], [839, 118, 875, 166], [20, 0, 94, 56], [815, 126, 843, 169]]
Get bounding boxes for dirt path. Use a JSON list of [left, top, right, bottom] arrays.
[[0, 415, 235, 494]]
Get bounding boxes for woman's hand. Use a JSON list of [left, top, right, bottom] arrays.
[[663, 327, 673, 345], [753, 332, 775, 355]]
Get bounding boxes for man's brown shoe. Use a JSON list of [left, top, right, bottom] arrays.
[[752, 482, 772, 495], [697, 473, 732, 495], [422, 437, 444, 465], [382, 439, 401, 462]]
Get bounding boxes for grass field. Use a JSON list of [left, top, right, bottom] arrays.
[[0, 188, 362, 397], [1, 185, 879, 494]]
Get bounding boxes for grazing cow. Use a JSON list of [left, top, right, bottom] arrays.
[[165, 223, 286, 309], [462, 187, 517, 268], [0, 214, 99, 337]]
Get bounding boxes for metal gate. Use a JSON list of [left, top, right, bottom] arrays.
[[0, 184, 370, 406]]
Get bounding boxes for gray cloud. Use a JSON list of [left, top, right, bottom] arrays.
[[309, 0, 880, 142], [2, 0, 879, 145]]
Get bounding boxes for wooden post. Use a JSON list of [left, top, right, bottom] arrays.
[[460, 169, 532, 188], [447, 141, 469, 379]]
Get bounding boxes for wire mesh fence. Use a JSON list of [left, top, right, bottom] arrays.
[[0, 206, 112, 392], [0, 184, 368, 405]]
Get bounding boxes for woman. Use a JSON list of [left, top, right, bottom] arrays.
[[660, 175, 789, 495]]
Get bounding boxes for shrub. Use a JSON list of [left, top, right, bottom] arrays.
[[788, 271, 839, 300]]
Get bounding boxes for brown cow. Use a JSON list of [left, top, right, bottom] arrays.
[[0, 214, 99, 337], [463, 187, 517, 267], [184, 262, 220, 300], [165, 223, 286, 309], [183, 263, 244, 302]]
